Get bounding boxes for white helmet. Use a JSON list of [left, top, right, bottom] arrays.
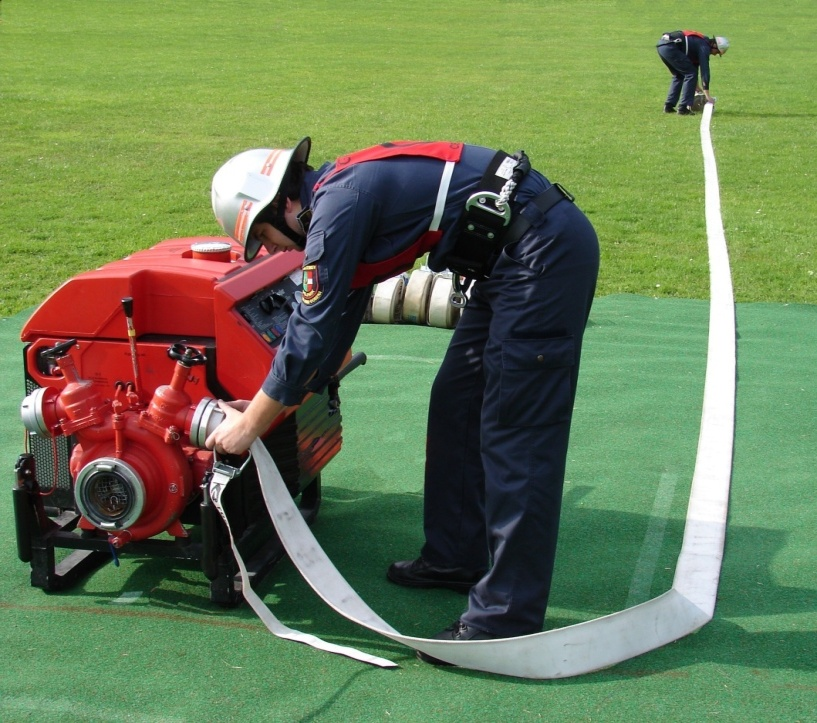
[[211, 137, 311, 261], [715, 36, 730, 54]]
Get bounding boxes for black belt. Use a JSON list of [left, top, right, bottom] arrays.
[[448, 182, 574, 306], [443, 150, 530, 282], [447, 182, 573, 281], [503, 183, 574, 246]]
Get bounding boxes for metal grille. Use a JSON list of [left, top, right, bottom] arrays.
[[23, 373, 76, 510]]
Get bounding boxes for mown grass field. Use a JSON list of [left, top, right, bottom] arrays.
[[1, 0, 815, 316]]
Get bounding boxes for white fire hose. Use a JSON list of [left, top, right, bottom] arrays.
[[212, 102, 735, 677]]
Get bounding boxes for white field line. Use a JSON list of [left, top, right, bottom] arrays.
[[626, 472, 679, 608]]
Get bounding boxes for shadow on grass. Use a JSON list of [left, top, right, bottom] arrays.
[[11, 483, 814, 679]]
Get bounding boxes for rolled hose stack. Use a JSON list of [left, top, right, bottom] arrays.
[[364, 268, 464, 328]]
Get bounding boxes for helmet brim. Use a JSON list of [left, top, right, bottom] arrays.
[[245, 235, 263, 262]]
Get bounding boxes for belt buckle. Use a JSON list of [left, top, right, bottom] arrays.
[[465, 192, 512, 227]]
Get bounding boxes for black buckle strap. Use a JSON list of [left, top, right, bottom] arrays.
[[448, 181, 574, 308], [503, 183, 574, 247], [445, 150, 530, 281]]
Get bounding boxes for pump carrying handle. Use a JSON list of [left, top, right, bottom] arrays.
[[38, 338, 78, 361]]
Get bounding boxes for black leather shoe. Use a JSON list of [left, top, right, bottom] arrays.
[[416, 620, 497, 666], [386, 557, 485, 593]]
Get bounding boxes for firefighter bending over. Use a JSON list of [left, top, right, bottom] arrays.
[[208, 137, 599, 664]]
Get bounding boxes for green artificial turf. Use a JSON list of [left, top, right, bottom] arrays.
[[1, 299, 815, 721]]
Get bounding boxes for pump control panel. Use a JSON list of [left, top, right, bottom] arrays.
[[235, 272, 302, 346]]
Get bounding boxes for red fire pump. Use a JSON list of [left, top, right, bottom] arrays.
[[13, 238, 362, 605]]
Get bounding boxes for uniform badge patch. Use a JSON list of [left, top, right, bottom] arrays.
[[302, 265, 322, 305]]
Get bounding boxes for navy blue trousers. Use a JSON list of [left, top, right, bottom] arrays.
[[657, 43, 699, 110], [421, 197, 599, 637]]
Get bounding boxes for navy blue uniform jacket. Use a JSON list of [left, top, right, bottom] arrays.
[[261, 144, 550, 406]]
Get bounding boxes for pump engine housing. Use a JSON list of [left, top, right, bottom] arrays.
[[14, 237, 356, 604]]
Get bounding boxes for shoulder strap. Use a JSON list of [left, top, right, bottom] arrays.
[[314, 141, 463, 191]]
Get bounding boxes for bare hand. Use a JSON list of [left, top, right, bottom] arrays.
[[205, 400, 257, 455]]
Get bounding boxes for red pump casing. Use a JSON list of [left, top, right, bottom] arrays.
[[19, 238, 344, 551], [23, 237, 303, 403]]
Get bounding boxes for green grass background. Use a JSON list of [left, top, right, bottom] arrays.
[[1, 0, 815, 316]]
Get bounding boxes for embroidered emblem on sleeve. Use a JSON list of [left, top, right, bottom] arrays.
[[302, 265, 322, 305]]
